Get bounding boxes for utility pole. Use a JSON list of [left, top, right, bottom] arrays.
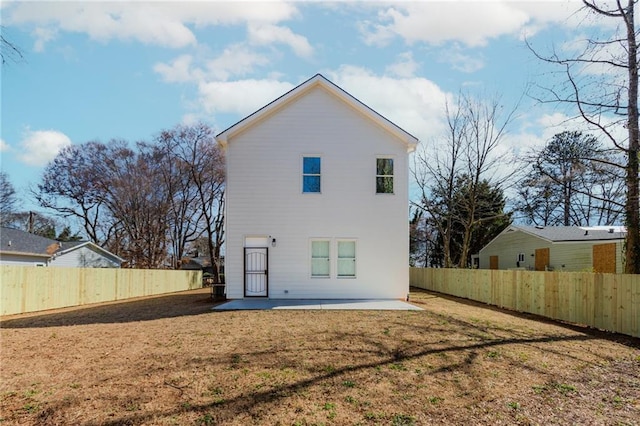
[[28, 211, 34, 233]]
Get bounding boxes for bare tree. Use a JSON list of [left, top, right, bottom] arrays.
[[96, 143, 171, 268], [528, 0, 639, 273], [157, 123, 225, 281], [36, 140, 171, 268], [1, 26, 24, 65], [413, 97, 464, 267], [147, 133, 205, 269], [36, 124, 225, 271], [413, 92, 517, 267], [35, 142, 115, 244], [2, 211, 60, 238], [0, 171, 19, 225]]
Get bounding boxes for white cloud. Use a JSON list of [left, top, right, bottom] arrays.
[[359, 1, 587, 48], [437, 47, 485, 73], [385, 51, 419, 78], [535, 112, 626, 149], [357, 17, 395, 47], [7, 3, 193, 49], [559, 33, 628, 80], [328, 65, 450, 145], [504, 112, 589, 156], [153, 45, 291, 120], [17, 129, 72, 166], [155, 45, 271, 84], [32, 27, 57, 52], [247, 23, 313, 58], [197, 79, 295, 116], [5, 1, 300, 49], [154, 54, 200, 83], [181, 113, 200, 126], [189, 66, 451, 147], [0, 139, 9, 152], [504, 109, 627, 165], [360, 2, 530, 47], [206, 45, 270, 80]]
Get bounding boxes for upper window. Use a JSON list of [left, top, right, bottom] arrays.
[[303, 157, 321, 193], [376, 158, 394, 194]]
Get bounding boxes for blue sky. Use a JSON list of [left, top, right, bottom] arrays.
[[1, 1, 615, 212]]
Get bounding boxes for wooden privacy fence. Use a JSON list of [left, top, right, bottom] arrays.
[[0, 266, 203, 316], [410, 267, 639, 338]]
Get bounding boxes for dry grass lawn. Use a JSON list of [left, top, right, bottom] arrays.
[[1, 287, 639, 426]]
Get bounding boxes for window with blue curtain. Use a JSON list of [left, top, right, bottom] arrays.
[[303, 157, 321, 193]]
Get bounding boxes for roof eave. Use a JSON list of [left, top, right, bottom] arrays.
[[0, 250, 51, 258], [57, 242, 126, 263]]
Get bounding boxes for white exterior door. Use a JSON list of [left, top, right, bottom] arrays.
[[244, 237, 269, 297]]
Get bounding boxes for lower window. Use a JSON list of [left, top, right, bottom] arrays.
[[311, 240, 330, 277], [337, 240, 356, 278]]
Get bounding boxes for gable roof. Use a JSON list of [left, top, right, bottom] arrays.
[[215, 74, 419, 153], [56, 241, 125, 263], [0, 227, 59, 257], [0, 227, 124, 263], [503, 225, 626, 243]]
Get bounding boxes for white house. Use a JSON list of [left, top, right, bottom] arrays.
[[216, 74, 418, 299], [0, 227, 123, 268], [48, 241, 124, 268], [478, 225, 626, 273]]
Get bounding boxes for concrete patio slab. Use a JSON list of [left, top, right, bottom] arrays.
[[213, 299, 422, 311]]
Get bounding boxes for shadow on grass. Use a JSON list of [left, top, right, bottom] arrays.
[[409, 287, 640, 350], [0, 288, 223, 328], [86, 332, 603, 426], [9, 286, 638, 425]]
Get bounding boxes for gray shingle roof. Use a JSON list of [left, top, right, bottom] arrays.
[[1, 227, 125, 265], [0, 227, 61, 256], [515, 226, 626, 242]]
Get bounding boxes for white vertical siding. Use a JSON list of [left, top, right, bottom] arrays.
[[225, 86, 409, 299]]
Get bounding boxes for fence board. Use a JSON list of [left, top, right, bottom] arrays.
[[620, 274, 639, 337], [410, 267, 639, 338], [1, 266, 202, 316]]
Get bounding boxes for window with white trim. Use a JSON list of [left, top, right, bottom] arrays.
[[337, 240, 356, 278], [376, 158, 394, 194], [517, 253, 525, 262], [303, 157, 321, 193], [311, 240, 330, 277]]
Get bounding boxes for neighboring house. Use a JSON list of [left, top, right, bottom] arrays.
[[478, 225, 626, 273], [0, 227, 123, 268], [216, 74, 418, 299], [180, 255, 225, 276]]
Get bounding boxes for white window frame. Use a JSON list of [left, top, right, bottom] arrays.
[[336, 239, 357, 279], [310, 239, 331, 278], [302, 155, 322, 194], [375, 156, 394, 194], [517, 253, 525, 263]]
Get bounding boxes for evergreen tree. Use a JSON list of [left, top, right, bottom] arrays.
[[516, 131, 624, 226], [429, 175, 511, 268]]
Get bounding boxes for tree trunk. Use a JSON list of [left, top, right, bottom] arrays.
[[623, 0, 640, 273]]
